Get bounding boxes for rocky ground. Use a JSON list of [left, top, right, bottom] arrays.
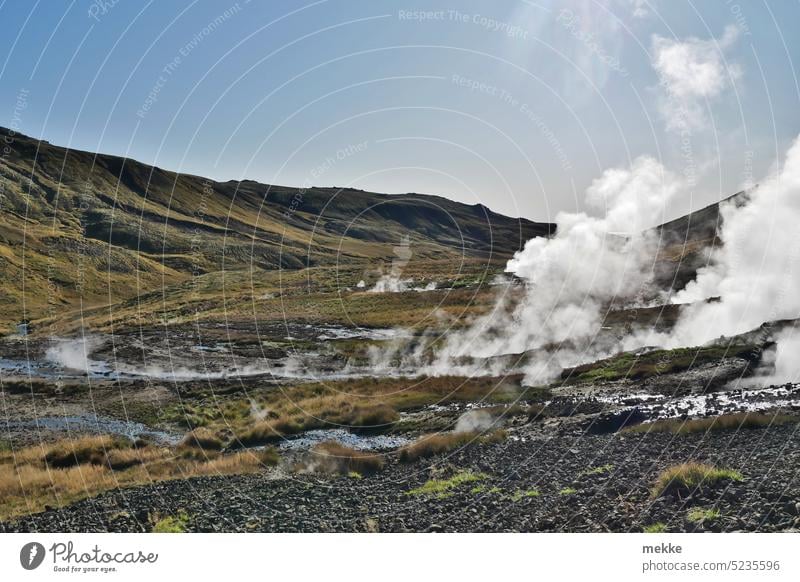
[[4, 421, 799, 533]]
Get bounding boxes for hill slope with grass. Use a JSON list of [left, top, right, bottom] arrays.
[[0, 127, 553, 328]]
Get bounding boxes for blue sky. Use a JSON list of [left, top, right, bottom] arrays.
[[1, 0, 798, 222]]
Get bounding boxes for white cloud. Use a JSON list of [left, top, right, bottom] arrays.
[[626, 0, 651, 19], [651, 26, 742, 132]]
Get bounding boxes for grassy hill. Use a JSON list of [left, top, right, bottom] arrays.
[[0, 127, 552, 330]]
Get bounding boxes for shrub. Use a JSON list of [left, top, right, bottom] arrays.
[[304, 442, 384, 475], [652, 462, 743, 498]]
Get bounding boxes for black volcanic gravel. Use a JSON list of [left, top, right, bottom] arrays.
[[4, 422, 800, 533]]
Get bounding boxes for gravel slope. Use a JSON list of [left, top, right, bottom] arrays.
[[4, 422, 799, 533]]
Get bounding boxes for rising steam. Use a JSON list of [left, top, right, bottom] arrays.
[[429, 156, 681, 383]]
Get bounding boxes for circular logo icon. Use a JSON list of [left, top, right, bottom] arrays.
[[20, 542, 46, 570]]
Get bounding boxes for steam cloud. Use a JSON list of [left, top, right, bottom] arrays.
[[429, 135, 800, 387], [430, 155, 682, 383], [45, 337, 103, 372], [668, 135, 800, 346]]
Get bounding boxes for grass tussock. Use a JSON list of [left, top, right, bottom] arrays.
[[625, 412, 799, 435], [178, 428, 224, 451], [302, 442, 385, 475], [42, 435, 125, 469], [397, 429, 506, 463], [652, 462, 743, 498], [0, 434, 279, 520], [643, 523, 667, 533]]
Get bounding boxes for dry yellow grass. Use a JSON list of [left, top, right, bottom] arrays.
[[300, 442, 384, 475], [0, 435, 279, 520], [626, 412, 798, 435], [231, 375, 528, 446], [398, 429, 507, 463], [651, 462, 743, 498]]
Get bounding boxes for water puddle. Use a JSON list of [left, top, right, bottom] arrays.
[[277, 429, 410, 452]]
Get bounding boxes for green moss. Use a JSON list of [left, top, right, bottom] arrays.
[[582, 464, 614, 476], [472, 484, 503, 494], [563, 343, 759, 385], [152, 510, 190, 533], [644, 523, 667, 533], [559, 487, 577, 495], [510, 489, 541, 501], [687, 507, 721, 523], [407, 470, 489, 498]]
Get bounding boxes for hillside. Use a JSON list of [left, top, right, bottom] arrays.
[[0, 127, 552, 329]]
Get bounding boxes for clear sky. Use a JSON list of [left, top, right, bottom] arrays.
[[1, 0, 798, 223]]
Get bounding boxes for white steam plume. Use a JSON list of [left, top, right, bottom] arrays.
[[45, 337, 103, 372], [430, 156, 682, 383], [668, 135, 800, 346]]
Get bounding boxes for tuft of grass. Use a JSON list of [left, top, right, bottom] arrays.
[[43, 435, 125, 469], [644, 523, 667, 533], [510, 489, 541, 501], [255, 446, 280, 467], [398, 429, 506, 463], [304, 442, 384, 475], [582, 463, 614, 476], [687, 507, 721, 523], [236, 418, 305, 447], [652, 462, 743, 498], [152, 510, 190, 533], [348, 471, 363, 479], [559, 487, 577, 495], [178, 428, 224, 451], [625, 412, 799, 435], [407, 470, 489, 498]]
